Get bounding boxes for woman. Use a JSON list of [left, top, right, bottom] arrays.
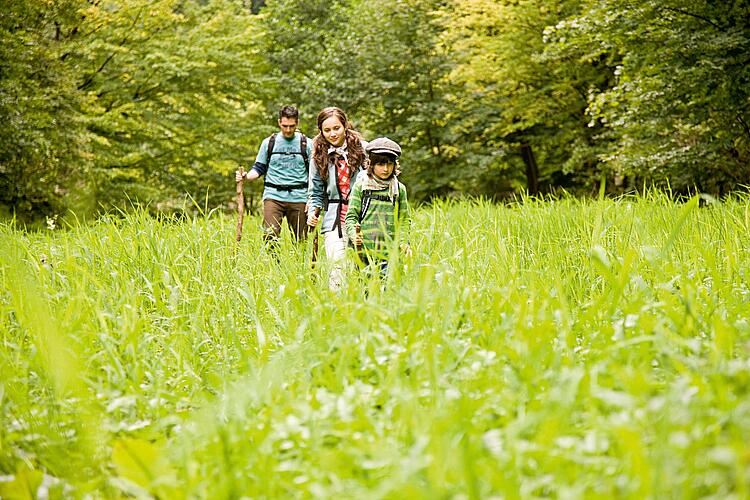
[[307, 107, 367, 290]]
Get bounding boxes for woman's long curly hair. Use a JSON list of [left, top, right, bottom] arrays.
[[312, 107, 365, 181]]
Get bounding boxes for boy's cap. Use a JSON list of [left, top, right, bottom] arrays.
[[366, 137, 401, 157]]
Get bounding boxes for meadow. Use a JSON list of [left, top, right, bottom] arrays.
[[1, 194, 749, 498]]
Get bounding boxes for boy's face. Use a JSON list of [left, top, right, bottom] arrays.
[[372, 160, 396, 181]]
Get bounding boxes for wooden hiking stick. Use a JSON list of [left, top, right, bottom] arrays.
[[235, 166, 245, 242], [354, 223, 365, 266], [310, 207, 321, 269], [355, 223, 362, 251]]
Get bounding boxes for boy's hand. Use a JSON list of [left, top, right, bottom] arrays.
[[235, 169, 245, 182], [354, 224, 363, 247]]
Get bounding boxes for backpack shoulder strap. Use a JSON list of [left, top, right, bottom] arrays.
[[265, 133, 277, 166], [266, 132, 309, 170], [300, 134, 309, 170], [360, 189, 372, 223], [361, 186, 403, 222]]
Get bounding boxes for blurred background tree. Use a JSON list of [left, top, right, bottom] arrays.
[[1, 0, 748, 223], [0, 0, 90, 220], [545, 0, 750, 195]]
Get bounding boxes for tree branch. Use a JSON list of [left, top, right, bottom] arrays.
[[77, 6, 145, 90], [737, 113, 750, 140], [660, 7, 721, 30]]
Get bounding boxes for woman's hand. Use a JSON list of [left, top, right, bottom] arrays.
[[307, 210, 319, 227], [400, 243, 412, 258], [235, 169, 245, 182]]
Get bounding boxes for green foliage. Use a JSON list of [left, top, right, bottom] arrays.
[[1, 0, 749, 220], [1, 197, 750, 496], [546, 0, 750, 194], [1, 0, 270, 221], [258, 0, 350, 115], [72, 0, 268, 212], [0, 0, 93, 221], [443, 0, 615, 197], [348, 0, 457, 200]]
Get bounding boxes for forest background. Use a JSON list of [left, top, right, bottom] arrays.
[[2, 0, 749, 223]]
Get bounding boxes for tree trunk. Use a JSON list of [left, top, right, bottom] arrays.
[[520, 141, 540, 195]]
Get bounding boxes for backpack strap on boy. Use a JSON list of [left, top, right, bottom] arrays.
[[359, 189, 398, 223]]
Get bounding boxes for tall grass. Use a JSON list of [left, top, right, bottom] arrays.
[[1, 193, 749, 498]]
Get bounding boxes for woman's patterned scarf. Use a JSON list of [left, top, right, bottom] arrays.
[[327, 144, 348, 159]]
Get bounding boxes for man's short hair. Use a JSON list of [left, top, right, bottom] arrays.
[[279, 106, 299, 120]]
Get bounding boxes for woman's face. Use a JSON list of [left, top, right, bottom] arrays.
[[321, 116, 345, 147]]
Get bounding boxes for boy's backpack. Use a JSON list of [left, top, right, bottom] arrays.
[[359, 188, 399, 223], [265, 132, 309, 170]]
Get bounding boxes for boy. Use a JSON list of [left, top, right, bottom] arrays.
[[345, 137, 411, 279]]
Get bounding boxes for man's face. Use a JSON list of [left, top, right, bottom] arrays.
[[278, 117, 298, 139]]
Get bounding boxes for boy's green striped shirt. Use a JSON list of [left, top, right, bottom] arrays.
[[345, 180, 411, 258]]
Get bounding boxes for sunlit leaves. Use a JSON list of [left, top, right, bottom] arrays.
[[547, 0, 750, 193], [73, 0, 267, 210], [0, 0, 92, 220], [442, 0, 611, 196]]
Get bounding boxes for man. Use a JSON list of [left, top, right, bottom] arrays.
[[236, 106, 311, 244]]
